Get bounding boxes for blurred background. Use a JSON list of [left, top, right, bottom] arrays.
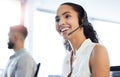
[[0, 0, 120, 77]]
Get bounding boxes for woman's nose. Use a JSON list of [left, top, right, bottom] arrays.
[[58, 18, 65, 26]]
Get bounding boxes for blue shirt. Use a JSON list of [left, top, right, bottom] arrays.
[[2, 48, 37, 77]]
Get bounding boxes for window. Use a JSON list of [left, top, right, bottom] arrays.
[[93, 20, 120, 66], [33, 11, 66, 77], [0, 1, 21, 75]]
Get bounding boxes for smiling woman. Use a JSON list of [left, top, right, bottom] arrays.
[[0, 1, 21, 75], [55, 2, 110, 77]]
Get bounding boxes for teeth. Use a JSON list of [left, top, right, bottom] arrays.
[[61, 28, 69, 32]]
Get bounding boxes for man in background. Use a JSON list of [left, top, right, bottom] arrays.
[[2, 25, 37, 77]]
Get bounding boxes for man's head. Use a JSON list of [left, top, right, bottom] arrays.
[[8, 25, 28, 49]]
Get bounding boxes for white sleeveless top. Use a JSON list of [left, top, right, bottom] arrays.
[[61, 39, 97, 77]]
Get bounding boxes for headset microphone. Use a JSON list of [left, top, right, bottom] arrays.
[[68, 26, 80, 36]]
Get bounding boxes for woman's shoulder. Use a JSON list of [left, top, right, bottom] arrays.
[[94, 44, 107, 53], [90, 43, 109, 62], [90, 44, 110, 77]]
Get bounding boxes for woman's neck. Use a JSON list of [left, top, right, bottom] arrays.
[[69, 34, 86, 55]]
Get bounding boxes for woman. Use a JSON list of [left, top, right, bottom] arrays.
[[55, 2, 110, 77]]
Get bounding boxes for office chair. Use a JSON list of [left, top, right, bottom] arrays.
[[34, 63, 40, 77], [110, 66, 120, 77]]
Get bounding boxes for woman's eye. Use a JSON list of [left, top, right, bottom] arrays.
[[55, 16, 60, 22], [56, 18, 60, 22], [65, 15, 71, 19]]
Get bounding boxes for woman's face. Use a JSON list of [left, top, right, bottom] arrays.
[[55, 5, 80, 39]]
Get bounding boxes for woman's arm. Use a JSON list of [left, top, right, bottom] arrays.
[[90, 44, 110, 77]]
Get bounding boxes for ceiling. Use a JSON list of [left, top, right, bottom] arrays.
[[35, 0, 120, 24]]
